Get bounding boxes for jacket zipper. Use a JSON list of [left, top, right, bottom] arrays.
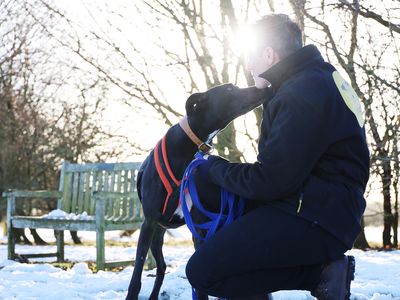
[[297, 192, 304, 214]]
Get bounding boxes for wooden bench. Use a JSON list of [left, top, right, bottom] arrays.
[[2, 161, 143, 270]]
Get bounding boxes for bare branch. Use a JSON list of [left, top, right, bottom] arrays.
[[338, 0, 400, 34]]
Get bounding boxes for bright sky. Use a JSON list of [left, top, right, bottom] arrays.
[[51, 0, 277, 162]]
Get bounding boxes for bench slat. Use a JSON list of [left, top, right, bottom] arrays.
[[77, 171, 85, 213], [90, 171, 99, 214], [11, 216, 143, 231], [129, 170, 135, 218], [70, 172, 79, 214], [108, 171, 118, 218], [83, 172, 91, 213], [116, 171, 123, 217], [122, 170, 129, 218], [111, 171, 119, 218], [12, 216, 96, 231], [21, 253, 58, 258], [104, 260, 134, 269], [103, 171, 111, 218], [62, 173, 72, 212], [98, 170, 104, 193]]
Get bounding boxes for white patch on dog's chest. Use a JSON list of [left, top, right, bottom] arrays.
[[173, 192, 193, 218], [206, 129, 219, 142]]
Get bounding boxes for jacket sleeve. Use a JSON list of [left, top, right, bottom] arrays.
[[206, 86, 330, 202]]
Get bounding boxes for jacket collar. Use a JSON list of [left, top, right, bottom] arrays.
[[259, 44, 323, 90]]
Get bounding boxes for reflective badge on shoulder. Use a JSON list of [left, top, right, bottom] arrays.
[[332, 71, 364, 127]]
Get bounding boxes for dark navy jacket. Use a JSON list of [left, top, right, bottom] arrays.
[[205, 45, 370, 249]]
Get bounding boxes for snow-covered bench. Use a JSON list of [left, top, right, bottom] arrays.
[[2, 161, 143, 270]]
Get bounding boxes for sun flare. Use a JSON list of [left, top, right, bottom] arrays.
[[231, 25, 258, 57]]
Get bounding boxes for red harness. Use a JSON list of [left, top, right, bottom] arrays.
[[153, 116, 213, 219], [154, 135, 182, 217]]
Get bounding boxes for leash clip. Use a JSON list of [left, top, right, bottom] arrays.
[[198, 142, 213, 153]]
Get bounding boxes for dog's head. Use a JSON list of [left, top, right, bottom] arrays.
[[185, 83, 268, 142]]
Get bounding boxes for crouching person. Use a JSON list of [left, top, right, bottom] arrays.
[[186, 14, 369, 300]]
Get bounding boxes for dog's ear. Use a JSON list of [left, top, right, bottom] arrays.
[[185, 93, 206, 115]]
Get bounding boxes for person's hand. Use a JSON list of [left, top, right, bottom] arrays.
[[196, 155, 228, 179]]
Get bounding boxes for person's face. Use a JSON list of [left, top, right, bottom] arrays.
[[246, 46, 280, 89]]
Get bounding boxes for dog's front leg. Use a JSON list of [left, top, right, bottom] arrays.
[[148, 226, 167, 300], [126, 218, 157, 300]]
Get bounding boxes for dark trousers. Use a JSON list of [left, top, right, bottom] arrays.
[[185, 202, 348, 298]]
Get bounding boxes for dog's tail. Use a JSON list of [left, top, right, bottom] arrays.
[[136, 152, 154, 203], [136, 162, 145, 203], [137, 170, 143, 202]]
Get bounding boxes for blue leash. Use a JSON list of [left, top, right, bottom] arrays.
[[180, 152, 245, 300]]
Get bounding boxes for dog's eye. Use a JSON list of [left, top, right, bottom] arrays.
[[226, 85, 237, 92]]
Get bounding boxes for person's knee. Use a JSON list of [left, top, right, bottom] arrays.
[[186, 252, 215, 291]]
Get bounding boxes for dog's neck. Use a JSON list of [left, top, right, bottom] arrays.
[[179, 116, 203, 148], [179, 116, 214, 153], [164, 123, 200, 176], [162, 114, 219, 180]]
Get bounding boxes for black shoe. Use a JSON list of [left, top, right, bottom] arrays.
[[312, 255, 355, 300]]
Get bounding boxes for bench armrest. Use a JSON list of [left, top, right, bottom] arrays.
[[3, 190, 63, 218]]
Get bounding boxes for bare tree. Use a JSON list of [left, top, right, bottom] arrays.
[[9, 0, 399, 248], [0, 0, 132, 244], [31, 0, 267, 161]]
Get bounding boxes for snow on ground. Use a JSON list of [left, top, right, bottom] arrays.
[[0, 227, 399, 300]]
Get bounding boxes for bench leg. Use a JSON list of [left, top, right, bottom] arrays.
[[6, 196, 16, 260], [96, 227, 105, 271], [55, 230, 64, 262], [2, 221, 6, 237], [7, 224, 16, 260]]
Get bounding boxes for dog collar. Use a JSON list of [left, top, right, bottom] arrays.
[[179, 116, 213, 153]]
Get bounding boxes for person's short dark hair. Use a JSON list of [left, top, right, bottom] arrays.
[[252, 14, 303, 59]]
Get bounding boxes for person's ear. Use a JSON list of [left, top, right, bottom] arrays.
[[262, 46, 279, 65]]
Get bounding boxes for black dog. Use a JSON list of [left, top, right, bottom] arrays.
[[126, 84, 266, 300]]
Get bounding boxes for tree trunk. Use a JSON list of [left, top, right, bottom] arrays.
[[215, 123, 242, 162], [393, 135, 399, 248], [354, 217, 369, 249], [382, 161, 393, 247], [70, 230, 82, 244], [30, 228, 48, 245], [394, 210, 398, 248], [393, 178, 398, 247]]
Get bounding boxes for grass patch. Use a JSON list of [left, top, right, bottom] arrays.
[[42, 260, 129, 272], [38, 256, 172, 273]]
